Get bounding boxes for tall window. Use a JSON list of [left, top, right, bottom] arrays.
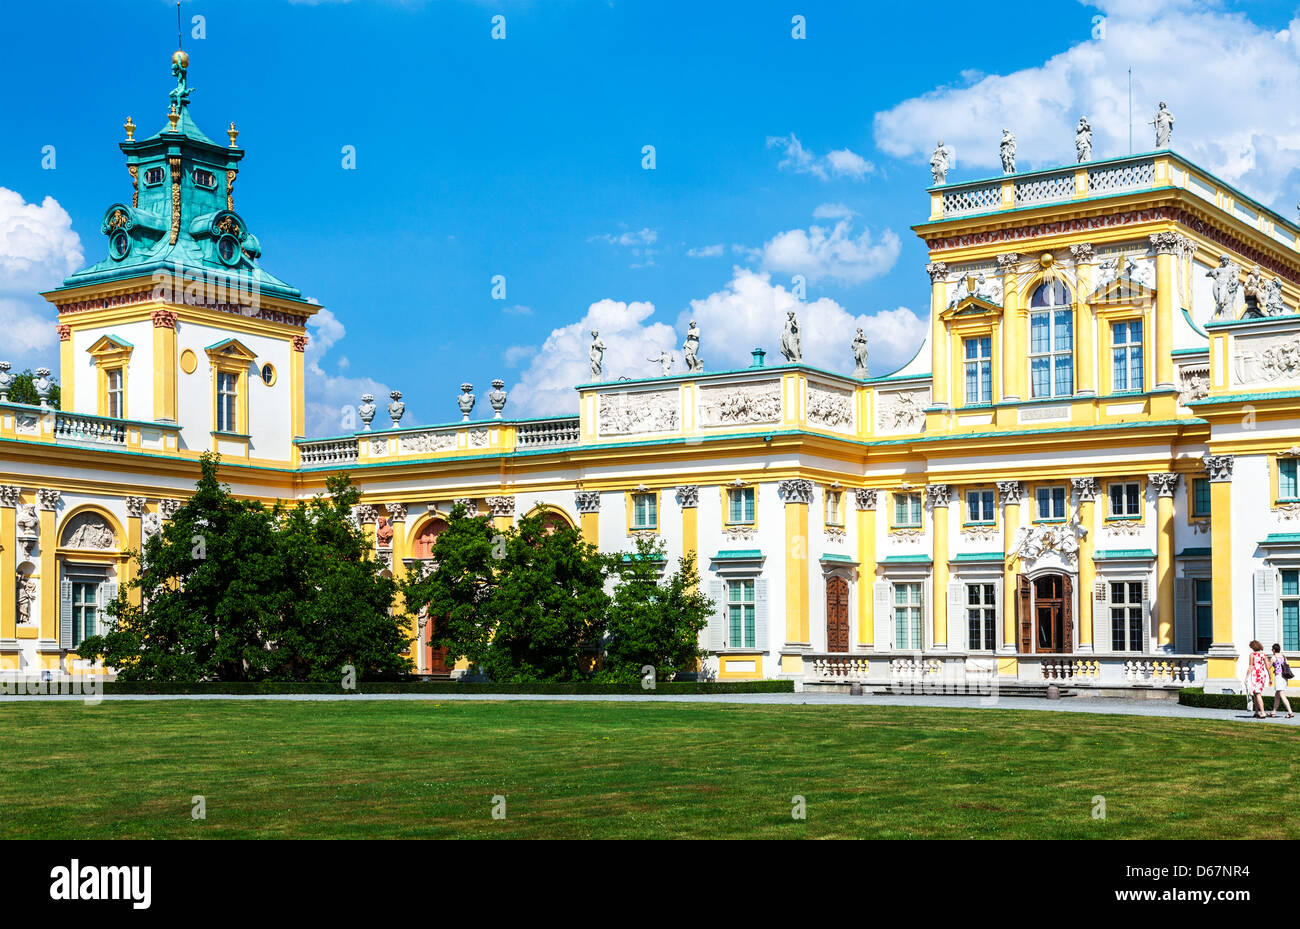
[[72, 581, 98, 648], [825, 490, 843, 527], [964, 336, 993, 405], [727, 579, 756, 649], [106, 368, 123, 419], [216, 371, 238, 433], [1111, 319, 1143, 392], [894, 582, 923, 650], [894, 493, 922, 528], [1194, 578, 1213, 652], [1191, 478, 1211, 517], [1111, 581, 1144, 652], [966, 489, 995, 523], [1280, 459, 1299, 501], [1282, 570, 1299, 652], [632, 492, 657, 529], [727, 487, 755, 525], [1108, 481, 1141, 518], [967, 583, 997, 651], [1035, 486, 1066, 521], [1029, 281, 1073, 398]]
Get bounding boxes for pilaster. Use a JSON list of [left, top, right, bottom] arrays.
[[998, 481, 1023, 655], [997, 254, 1022, 402], [0, 486, 17, 644], [37, 488, 60, 645], [1072, 477, 1098, 652], [1149, 472, 1179, 651], [927, 483, 951, 650], [854, 488, 877, 648], [779, 479, 812, 649], [927, 263, 950, 410], [1204, 455, 1238, 689], [575, 491, 600, 547], [676, 486, 699, 583]]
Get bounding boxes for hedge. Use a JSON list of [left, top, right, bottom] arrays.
[[78, 679, 796, 697], [1178, 687, 1264, 710]]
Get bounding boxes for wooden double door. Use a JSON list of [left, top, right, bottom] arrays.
[[1018, 572, 1074, 654], [826, 576, 850, 653]]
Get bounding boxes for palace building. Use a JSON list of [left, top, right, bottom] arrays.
[[3, 54, 1300, 695]]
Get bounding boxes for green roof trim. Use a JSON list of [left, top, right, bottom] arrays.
[[1094, 548, 1156, 560], [1188, 390, 1300, 406], [619, 552, 667, 563], [1178, 547, 1212, 557], [950, 552, 1004, 562], [711, 549, 763, 561], [881, 554, 933, 564], [819, 553, 856, 563], [1262, 533, 1300, 546]]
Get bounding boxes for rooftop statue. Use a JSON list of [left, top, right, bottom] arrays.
[[589, 330, 606, 379], [647, 349, 674, 376], [1075, 117, 1092, 163], [780, 310, 802, 363], [929, 141, 950, 184], [682, 319, 702, 372], [851, 328, 869, 378], [1242, 265, 1266, 318], [1264, 276, 1288, 316], [999, 129, 1016, 174], [1152, 102, 1175, 148]]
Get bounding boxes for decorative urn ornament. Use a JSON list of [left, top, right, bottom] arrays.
[[0, 361, 13, 402], [33, 368, 54, 409], [358, 394, 377, 430], [457, 383, 476, 421], [488, 379, 508, 418], [387, 390, 405, 428]]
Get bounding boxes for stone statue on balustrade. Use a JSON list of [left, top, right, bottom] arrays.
[[1207, 256, 1241, 319], [682, 319, 702, 372], [999, 129, 1017, 174], [780, 310, 802, 363], [589, 330, 606, 379], [1152, 102, 1175, 148], [929, 141, 950, 184], [851, 328, 869, 378], [1075, 117, 1092, 163]]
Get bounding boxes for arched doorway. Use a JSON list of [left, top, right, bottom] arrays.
[[1018, 572, 1074, 653], [411, 516, 452, 675], [826, 576, 850, 653]]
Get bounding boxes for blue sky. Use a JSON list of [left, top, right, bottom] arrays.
[[4, 0, 1300, 434]]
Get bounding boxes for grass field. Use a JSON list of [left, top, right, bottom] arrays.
[[2, 699, 1294, 839]]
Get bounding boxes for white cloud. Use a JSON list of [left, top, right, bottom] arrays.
[[509, 298, 676, 416], [687, 244, 725, 258], [758, 219, 901, 285], [0, 188, 84, 366], [766, 133, 875, 180], [509, 268, 928, 417], [873, 1, 1300, 205], [590, 228, 658, 247], [304, 307, 395, 437], [501, 303, 533, 316], [812, 202, 855, 220], [679, 268, 925, 375]]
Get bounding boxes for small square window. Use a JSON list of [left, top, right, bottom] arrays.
[[631, 492, 657, 529], [1280, 459, 1299, 501], [1108, 481, 1141, 518], [1035, 486, 1066, 520], [966, 489, 995, 523], [1191, 478, 1211, 517], [893, 493, 922, 528], [825, 490, 843, 527], [727, 488, 755, 525]]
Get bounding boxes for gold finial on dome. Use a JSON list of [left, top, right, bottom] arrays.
[[167, 104, 179, 132], [1039, 252, 1054, 269], [123, 116, 136, 141], [228, 122, 239, 148], [172, 48, 189, 70]]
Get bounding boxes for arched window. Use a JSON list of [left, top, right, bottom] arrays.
[[412, 518, 449, 559], [1029, 281, 1074, 398]]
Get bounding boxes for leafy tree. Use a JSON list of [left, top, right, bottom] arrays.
[[399, 503, 499, 671], [481, 512, 611, 682], [599, 537, 713, 684], [81, 452, 283, 681], [270, 475, 412, 681], [6, 369, 60, 409]]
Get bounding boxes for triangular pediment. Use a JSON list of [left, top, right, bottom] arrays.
[[941, 295, 1003, 321], [1090, 274, 1155, 305], [86, 334, 134, 356], [203, 338, 258, 362]]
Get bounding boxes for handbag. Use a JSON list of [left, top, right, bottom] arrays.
[[1283, 658, 1294, 681]]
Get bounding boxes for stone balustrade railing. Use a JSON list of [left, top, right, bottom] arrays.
[[807, 654, 871, 681], [54, 411, 126, 446], [515, 418, 580, 449], [298, 437, 359, 465], [1124, 658, 1195, 685]]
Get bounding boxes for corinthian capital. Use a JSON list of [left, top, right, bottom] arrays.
[[996, 480, 1024, 505], [1148, 473, 1180, 497], [1203, 455, 1234, 483], [1070, 477, 1099, 501], [1069, 243, 1094, 264], [996, 252, 1021, 271], [926, 261, 948, 283], [778, 479, 814, 505], [925, 484, 952, 508], [1149, 231, 1194, 256], [854, 488, 878, 510]]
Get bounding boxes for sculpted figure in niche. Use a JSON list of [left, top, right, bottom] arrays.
[[1207, 256, 1241, 319], [16, 504, 39, 539], [65, 515, 116, 550], [16, 574, 37, 624], [375, 516, 394, 550]]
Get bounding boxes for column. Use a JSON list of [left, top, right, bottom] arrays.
[[125, 496, 146, 607], [37, 489, 60, 653], [356, 503, 378, 558], [997, 254, 1022, 402], [1149, 232, 1189, 393], [675, 486, 699, 577], [0, 487, 18, 646], [997, 481, 1023, 653], [1070, 245, 1096, 397], [485, 496, 515, 534], [291, 335, 309, 440], [152, 310, 178, 422], [575, 491, 600, 547], [1149, 473, 1179, 651], [854, 489, 878, 648], [926, 262, 949, 409], [384, 503, 416, 668], [1071, 477, 1098, 652], [58, 324, 75, 409], [927, 484, 952, 650], [779, 479, 812, 649], [1204, 455, 1238, 689]]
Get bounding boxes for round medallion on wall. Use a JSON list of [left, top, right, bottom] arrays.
[[179, 349, 197, 374], [259, 362, 276, 387], [109, 229, 131, 261], [216, 234, 241, 266]]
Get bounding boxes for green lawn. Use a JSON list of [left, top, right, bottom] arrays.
[[2, 699, 1294, 839]]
